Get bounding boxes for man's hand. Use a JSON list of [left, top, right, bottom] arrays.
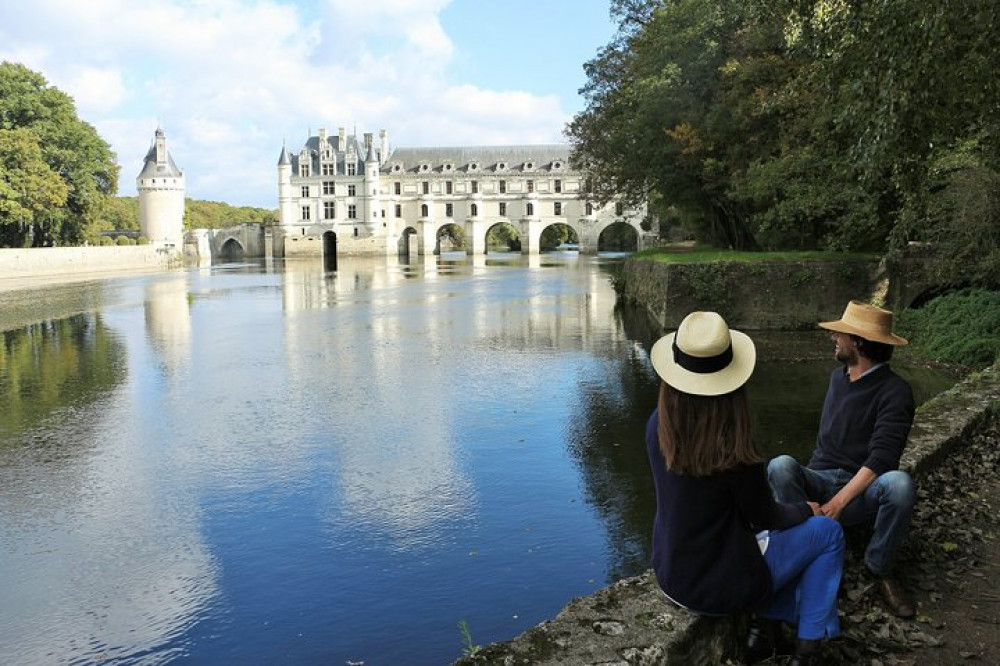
[[807, 501, 822, 516], [819, 497, 846, 520]]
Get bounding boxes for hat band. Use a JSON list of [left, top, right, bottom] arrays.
[[672, 340, 733, 374]]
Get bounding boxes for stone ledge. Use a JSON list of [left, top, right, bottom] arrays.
[[454, 365, 1000, 666]]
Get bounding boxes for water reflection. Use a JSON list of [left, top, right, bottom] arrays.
[[0, 313, 126, 438], [0, 258, 962, 665]]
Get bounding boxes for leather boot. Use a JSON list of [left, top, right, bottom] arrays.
[[744, 617, 792, 664], [788, 638, 819, 666]]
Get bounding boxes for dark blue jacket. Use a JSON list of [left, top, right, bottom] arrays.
[[646, 410, 811, 615]]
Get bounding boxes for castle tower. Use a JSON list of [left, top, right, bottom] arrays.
[[137, 128, 185, 247]]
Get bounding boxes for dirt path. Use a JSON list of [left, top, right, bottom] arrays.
[[816, 420, 1000, 665]]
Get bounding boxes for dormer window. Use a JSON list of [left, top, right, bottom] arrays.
[[497, 162, 507, 171], [469, 162, 479, 171], [553, 161, 563, 169], [392, 163, 403, 173], [444, 163, 454, 172], [420, 163, 430, 172], [524, 162, 534, 170]]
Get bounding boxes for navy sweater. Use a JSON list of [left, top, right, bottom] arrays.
[[645, 411, 811, 615], [809, 366, 915, 476]]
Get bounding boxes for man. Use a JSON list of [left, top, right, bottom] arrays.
[[768, 300, 917, 618]]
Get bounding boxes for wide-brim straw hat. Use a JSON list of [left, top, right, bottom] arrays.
[[650, 311, 756, 396], [818, 300, 909, 346]]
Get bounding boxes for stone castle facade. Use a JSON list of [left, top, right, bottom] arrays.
[[275, 126, 648, 257]]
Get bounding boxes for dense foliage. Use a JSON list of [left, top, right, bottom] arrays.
[[98, 197, 277, 232], [0, 62, 119, 247], [897, 289, 1000, 369], [568, 0, 1000, 286]]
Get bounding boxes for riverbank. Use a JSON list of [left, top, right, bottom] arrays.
[[452, 365, 1000, 665], [0, 245, 181, 286]]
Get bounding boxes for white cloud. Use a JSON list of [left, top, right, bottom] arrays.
[[0, 0, 576, 207]]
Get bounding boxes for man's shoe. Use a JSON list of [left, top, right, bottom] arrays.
[[878, 577, 916, 618], [788, 638, 819, 666]]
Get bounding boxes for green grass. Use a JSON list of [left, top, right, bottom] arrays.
[[634, 244, 878, 264]]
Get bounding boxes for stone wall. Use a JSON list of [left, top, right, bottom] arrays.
[[454, 365, 1000, 665], [617, 258, 884, 330], [0, 246, 181, 282]]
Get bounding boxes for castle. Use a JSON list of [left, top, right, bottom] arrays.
[[136, 127, 185, 249], [275, 127, 649, 257]]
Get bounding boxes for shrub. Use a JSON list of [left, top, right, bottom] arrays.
[[99, 236, 114, 246], [115, 235, 130, 245], [897, 289, 1000, 368], [137, 236, 150, 245]]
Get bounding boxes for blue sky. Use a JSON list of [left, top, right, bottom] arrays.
[[0, 0, 618, 208]]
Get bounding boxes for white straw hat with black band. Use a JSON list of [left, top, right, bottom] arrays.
[[649, 311, 756, 396]]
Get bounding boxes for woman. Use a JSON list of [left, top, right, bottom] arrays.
[[645, 311, 844, 666]]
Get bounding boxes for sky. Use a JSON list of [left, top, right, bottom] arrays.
[[0, 0, 619, 209]]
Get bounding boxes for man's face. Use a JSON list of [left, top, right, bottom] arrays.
[[831, 331, 858, 366]]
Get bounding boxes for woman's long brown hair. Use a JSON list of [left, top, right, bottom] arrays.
[[657, 381, 761, 476]]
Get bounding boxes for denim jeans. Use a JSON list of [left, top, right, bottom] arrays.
[[767, 454, 915, 576], [759, 516, 844, 640]]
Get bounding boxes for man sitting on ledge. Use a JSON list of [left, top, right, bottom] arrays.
[[768, 300, 917, 618]]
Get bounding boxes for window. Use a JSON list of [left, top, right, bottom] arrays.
[[301, 206, 311, 220], [616, 202, 624, 216], [526, 180, 534, 193], [348, 184, 357, 197], [471, 203, 478, 217], [499, 202, 507, 216], [585, 178, 593, 193], [526, 203, 534, 216], [347, 163, 356, 176], [322, 163, 335, 176], [554, 202, 562, 216], [421, 204, 429, 217], [394, 182, 401, 195], [301, 185, 309, 198], [354, 227, 359, 237], [300, 164, 310, 177], [586, 202, 594, 216], [395, 204, 402, 217], [446, 181, 453, 195], [324, 202, 336, 219], [422, 181, 429, 195], [348, 204, 357, 219], [554, 179, 562, 193], [471, 180, 479, 194], [499, 180, 506, 194], [445, 203, 453, 217], [323, 181, 335, 195]]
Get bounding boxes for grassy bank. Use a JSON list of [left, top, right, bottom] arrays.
[[634, 244, 878, 264]]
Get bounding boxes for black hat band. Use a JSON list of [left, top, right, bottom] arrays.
[[672, 340, 733, 374]]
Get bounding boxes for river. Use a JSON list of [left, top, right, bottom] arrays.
[[0, 252, 957, 665]]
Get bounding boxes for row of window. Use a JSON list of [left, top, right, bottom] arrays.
[[300, 179, 573, 199], [300, 162, 358, 178], [301, 200, 624, 222]]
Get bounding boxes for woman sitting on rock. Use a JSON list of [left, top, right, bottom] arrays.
[[644, 311, 844, 665]]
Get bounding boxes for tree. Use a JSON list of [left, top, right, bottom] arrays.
[[0, 128, 68, 247], [0, 61, 119, 246]]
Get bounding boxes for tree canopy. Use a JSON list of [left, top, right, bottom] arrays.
[[0, 62, 119, 247], [568, 0, 1000, 285]]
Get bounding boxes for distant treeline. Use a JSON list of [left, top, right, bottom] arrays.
[[100, 197, 278, 232]]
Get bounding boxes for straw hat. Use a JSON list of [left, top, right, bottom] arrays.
[[650, 311, 756, 396], [818, 300, 909, 346]]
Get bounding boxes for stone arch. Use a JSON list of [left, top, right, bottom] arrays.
[[484, 221, 521, 253], [399, 226, 418, 256], [539, 222, 580, 252], [597, 221, 639, 252], [323, 231, 338, 270], [218, 237, 245, 262], [434, 222, 466, 255]]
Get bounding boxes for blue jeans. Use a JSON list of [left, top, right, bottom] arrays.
[[759, 516, 844, 640], [767, 454, 915, 577]]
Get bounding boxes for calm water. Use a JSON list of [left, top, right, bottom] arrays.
[[0, 253, 958, 665]]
